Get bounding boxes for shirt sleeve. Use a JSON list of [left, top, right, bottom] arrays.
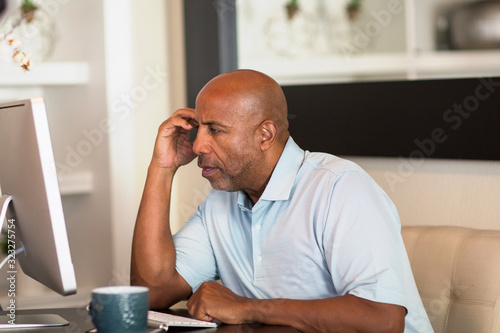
[[173, 203, 218, 293], [322, 170, 410, 308]]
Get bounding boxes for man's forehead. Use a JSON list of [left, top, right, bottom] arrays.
[[194, 87, 258, 127], [194, 107, 233, 127]]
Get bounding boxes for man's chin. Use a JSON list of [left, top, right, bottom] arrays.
[[207, 179, 239, 192]]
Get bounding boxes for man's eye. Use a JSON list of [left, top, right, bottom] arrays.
[[208, 127, 221, 134]]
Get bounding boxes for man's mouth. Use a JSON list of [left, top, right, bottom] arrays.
[[198, 158, 219, 178], [201, 167, 218, 178]]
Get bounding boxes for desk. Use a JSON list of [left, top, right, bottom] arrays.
[[0, 307, 299, 332]]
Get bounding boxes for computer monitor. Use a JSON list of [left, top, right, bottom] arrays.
[[0, 97, 77, 328]]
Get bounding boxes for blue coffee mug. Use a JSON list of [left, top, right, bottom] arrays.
[[89, 286, 149, 333]]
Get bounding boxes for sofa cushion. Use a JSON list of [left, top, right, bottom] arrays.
[[402, 226, 500, 333]]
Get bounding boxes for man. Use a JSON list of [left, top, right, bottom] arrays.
[[131, 69, 433, 332]]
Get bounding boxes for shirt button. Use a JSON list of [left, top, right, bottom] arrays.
[[255, 225, 261, 231], [257, 256, 263, 262]]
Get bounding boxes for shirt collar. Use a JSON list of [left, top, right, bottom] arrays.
[[237, 137, 304, 208]]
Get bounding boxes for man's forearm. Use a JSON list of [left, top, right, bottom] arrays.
[[131, 165, 190, 308], [243, 295, 405, 333], [187, 281, 405, 332]]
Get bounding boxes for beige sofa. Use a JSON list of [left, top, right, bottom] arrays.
[[402, 226, 500, 333]]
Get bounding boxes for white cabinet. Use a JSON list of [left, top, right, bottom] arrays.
[[236, 0, 500, 85]]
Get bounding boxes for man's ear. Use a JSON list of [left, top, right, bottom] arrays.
[[259, 120, 278, 152]]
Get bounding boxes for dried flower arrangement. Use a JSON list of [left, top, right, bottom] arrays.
[[0, 0, 37, 71]]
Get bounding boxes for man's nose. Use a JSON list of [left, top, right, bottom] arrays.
[[192, 128, 210, 155]]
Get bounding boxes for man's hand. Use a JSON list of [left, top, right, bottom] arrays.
[[186, 281, 406, 332], [186, 281, 251, 324], [151, 108, 198, 170]]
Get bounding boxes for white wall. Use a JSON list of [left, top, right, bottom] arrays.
[[49, 0, 113, 304], [0, 0, 113, 308], [352, 157, 500, 230], [104, 0, 180, 289]]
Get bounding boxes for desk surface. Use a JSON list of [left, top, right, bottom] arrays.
[[0, 307, 299, 332]]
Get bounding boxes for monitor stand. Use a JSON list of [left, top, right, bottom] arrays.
[[0, 194, 69, 329], [0, 314, 69, 328]]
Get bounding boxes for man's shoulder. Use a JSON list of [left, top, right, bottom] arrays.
[[297, 152, 391, 208], [302, 151, 366, 177]]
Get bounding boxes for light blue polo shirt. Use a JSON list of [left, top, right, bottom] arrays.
[[174, 137, 433, 332]]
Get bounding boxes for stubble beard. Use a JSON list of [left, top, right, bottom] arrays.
[[202, 152, 259, 193]]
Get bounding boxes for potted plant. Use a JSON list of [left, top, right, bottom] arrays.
[[346, 0, 363, 21], [285, 0, 299, 20], [21, 0, 37, 23]]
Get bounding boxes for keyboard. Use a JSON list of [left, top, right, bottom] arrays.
[[148, 310, 218, 329]]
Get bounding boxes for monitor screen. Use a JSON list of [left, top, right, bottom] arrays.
[[0, 97, 76, 298]]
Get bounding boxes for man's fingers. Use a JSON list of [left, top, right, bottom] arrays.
[[160, 117, 191, 134], [186, 300, 213, 322], [172, 108, 196, 127], [189, 307, 214, 322], [158, 108, 198, 138], [199, 314, 214, 322], [150, 108, 199, 169]]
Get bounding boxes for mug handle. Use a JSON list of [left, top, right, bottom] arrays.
[[86, 302, 94, 322]]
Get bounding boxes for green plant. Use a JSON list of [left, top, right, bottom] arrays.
[[285, 0, 300, 20], [347, 0, 362, 11], [346, 0, 363, 20], [21, 0, 37, 22], [284, 0, 364, 21]]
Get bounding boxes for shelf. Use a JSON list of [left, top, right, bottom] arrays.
[[236, 0, 500, 86], [58, 171, 94, 196], [241, 53, 410, 85], [411, 51, 500, 78], [241, 51, 500, 86], [0, 62, 89, 86]]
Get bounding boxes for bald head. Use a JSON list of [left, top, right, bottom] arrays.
[[193, 70, 290, 201], [196, 69, 289, 142]]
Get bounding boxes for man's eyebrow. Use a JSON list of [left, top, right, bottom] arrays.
[[200, 120, 230, 128]]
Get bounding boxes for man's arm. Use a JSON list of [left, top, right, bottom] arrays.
[[186, 281, 405, 333], [131, 108, 197, 309]]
